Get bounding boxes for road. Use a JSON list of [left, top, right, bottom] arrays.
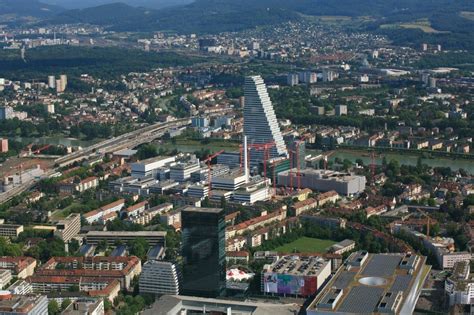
[[55, 118, 191, 167], [0, 118, 191, 204]]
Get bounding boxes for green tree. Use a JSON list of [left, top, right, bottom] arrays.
[[48, 300, 60, 315], [137, 144, 158, 160], [61, 299, 72, 310], [97, 240, 108, 252], [128, 238, 149, 260]]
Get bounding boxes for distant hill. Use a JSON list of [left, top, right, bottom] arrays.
[[48, 3, 154, 26], [0, 0, 63, 18], [41, 0, 193, 10], [46, 1, 300, 33], [47, 0, 473, 34]]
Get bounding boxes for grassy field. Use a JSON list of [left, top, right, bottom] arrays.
[[381, 19, 449, 34], [274, 237, 336, 254]]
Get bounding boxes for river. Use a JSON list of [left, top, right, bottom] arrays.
[[12, 136, 98, 148], [327, 149, 474, 174]]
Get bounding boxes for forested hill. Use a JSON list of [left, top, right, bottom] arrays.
[[44, 0, 473, 34], [0, 0, 63, 18]]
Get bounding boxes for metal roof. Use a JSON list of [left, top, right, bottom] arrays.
[[337, 286, 384, 313], [361, 254, 402, 277]]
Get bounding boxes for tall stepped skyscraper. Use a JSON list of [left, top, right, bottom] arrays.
[[244, 75, 288, 167]]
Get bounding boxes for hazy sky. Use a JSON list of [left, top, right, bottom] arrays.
[[41, 0, 193, 9]]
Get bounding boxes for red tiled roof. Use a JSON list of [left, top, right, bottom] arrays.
[[126, 201, 148, 213], [293, 198, 317, 209], [316, 190, 338, 200], [101, 199, 125, 211], [229, 209, 285, 232]]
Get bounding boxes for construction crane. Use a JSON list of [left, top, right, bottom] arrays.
[[415, 208, 434, 237], [203, 150, 225, 198], [239, 141, 276, 182], [247, 142, 275, 184], [271, 157, 288, 196], [31, 144, 52, 155]]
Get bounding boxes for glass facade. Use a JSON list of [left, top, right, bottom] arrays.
[[243, 75, 288, 167], [181, 207, 226, 297]]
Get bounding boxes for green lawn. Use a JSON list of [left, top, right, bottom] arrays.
[[274, 237, 336, 254]]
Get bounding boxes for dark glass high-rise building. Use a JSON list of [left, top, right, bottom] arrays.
[[181, 206, 226, 297]]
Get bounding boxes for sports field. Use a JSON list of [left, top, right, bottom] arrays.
[[274, 237, 336, 253]]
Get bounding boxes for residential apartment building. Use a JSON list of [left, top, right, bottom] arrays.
[[85, 231, 166, 247], [226, 208, 287, 239], [0, 269, 12, 289], [128, 203, 173, 226], [0, 257, 37, 279], [0, 294, 48, 315], [59, 176, 99, 194], [139, 260, 180, 296], [34, 256, 142, 291], [54, 213, 81, 242], [28, 276, 121, 302], [62, 299, 105, 315], [0, 223, 24, 238], [291, 198, 318, 216], [0, 138, 8, 153], [83, 199, 125, 224], [445, 261, 474, 306], [7, 280, 33, 295], [316, 191, 339, 207]]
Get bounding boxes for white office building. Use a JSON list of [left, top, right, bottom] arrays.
[[211, 172, 248, 191], [170, 160, 201, 182], [244, 75, 287, 167], [139, 260, 180, 296], [131, 156, 176, 179], [233, 184, 271, 205]]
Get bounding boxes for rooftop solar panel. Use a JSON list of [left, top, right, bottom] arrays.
[[333, 271, 356, 288], [391, 274, 413, 293], [338, 286, 384, 313], [362, 254, 402, 277]]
